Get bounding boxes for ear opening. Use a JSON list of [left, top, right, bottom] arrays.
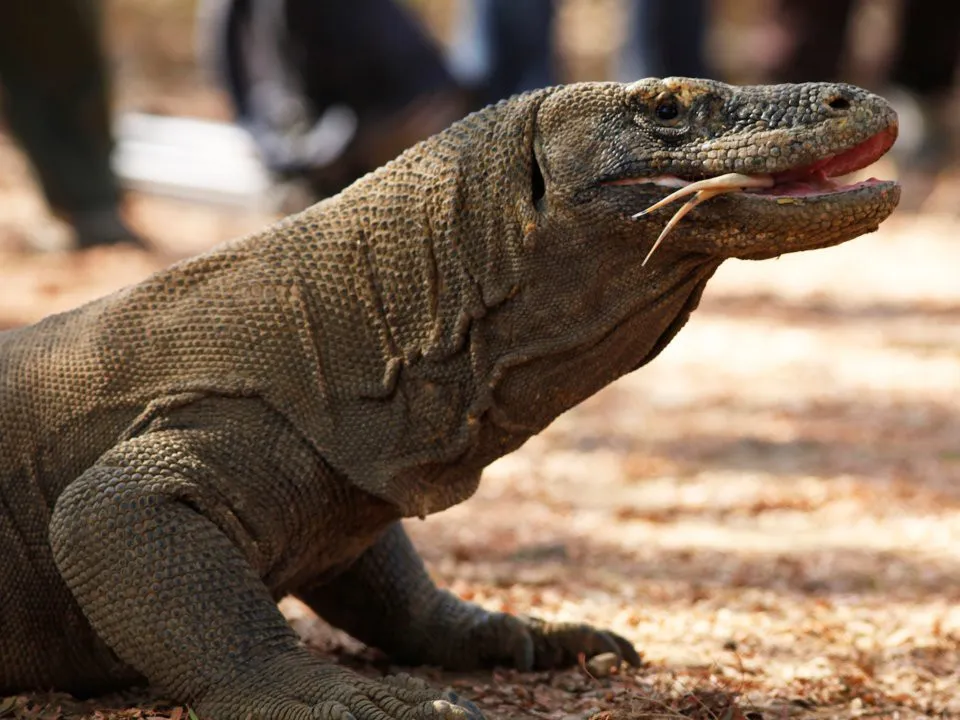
[[525, 88, 551, 212], [531, 150, 546, 209]]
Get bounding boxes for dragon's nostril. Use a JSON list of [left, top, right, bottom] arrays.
[[826, 96, 851, 111]]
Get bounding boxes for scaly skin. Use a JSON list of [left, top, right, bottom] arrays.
[[0, 79, 899, 718]]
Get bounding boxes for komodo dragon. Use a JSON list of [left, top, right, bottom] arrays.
[[1, 78, 899, 719]]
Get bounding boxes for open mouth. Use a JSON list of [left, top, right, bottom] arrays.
[[748, 125, 898, 197], [631, 124, 898, 199], [617, 124, 898, 264]]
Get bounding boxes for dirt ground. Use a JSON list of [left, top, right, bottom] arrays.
[[2, 2, 960, 718]]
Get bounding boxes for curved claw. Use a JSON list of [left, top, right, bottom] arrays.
[[439, 691, 485, 720], [307, 672, 487, 720], [604, 630, 642, 667], [425, 699, 484, 720], [520, 618, 641, 671]]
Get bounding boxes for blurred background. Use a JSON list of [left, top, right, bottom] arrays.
[[2, 3, 959, 718], [0, 0, 957, 270]]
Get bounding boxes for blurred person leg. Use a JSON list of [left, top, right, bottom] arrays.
[[449, 0, 555, 109], [0, 0, 144, 249], [618, 0, 711, 82], [885, 1, 960, 175], [203, 0, 465, 206], [890, 1, 960, 100], [767, 0, 854, 82]]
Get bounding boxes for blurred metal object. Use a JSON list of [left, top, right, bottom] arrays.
[[112, 112, 274, 209]]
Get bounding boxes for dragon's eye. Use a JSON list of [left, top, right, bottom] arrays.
[[654, 95, 680, 122]]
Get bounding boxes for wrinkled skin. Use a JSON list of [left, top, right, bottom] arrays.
[[0, 79, 898, 719], [477, 79, 899, 440]]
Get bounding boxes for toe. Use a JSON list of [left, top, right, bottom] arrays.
[[606, 632, 642, 667], [439, 690, 485, 720], [524, 619, 640, 670], [421, 699, 483, 720], [382, 673, 432, 692], [359, 677, 485, 720], [496, 614, 535, 671], [311, 701, 359, 720]]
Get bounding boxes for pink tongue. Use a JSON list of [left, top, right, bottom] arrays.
[[818, 128, 897, 176], [757, 175, 885, 198], [761, 175, 834, 196]]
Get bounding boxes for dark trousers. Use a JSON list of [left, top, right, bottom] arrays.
[[771, 0, 960, 97], [211, 0, 457, 174], [0, 0, 120, 216], [450, 0, 711, 109], [455, 0, 557, 107], [621, 0, 709, 81]]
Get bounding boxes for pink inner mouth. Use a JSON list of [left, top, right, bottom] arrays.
[[750, 125, 898, 197]]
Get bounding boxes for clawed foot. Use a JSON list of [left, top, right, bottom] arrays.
[[199, 665, 485, 720], [519, 616, 641, 671], [402, 602, 641, 673], [308, 673, 484, 720]]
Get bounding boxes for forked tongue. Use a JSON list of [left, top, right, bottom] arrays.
[[633, 173, 774, 266]]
